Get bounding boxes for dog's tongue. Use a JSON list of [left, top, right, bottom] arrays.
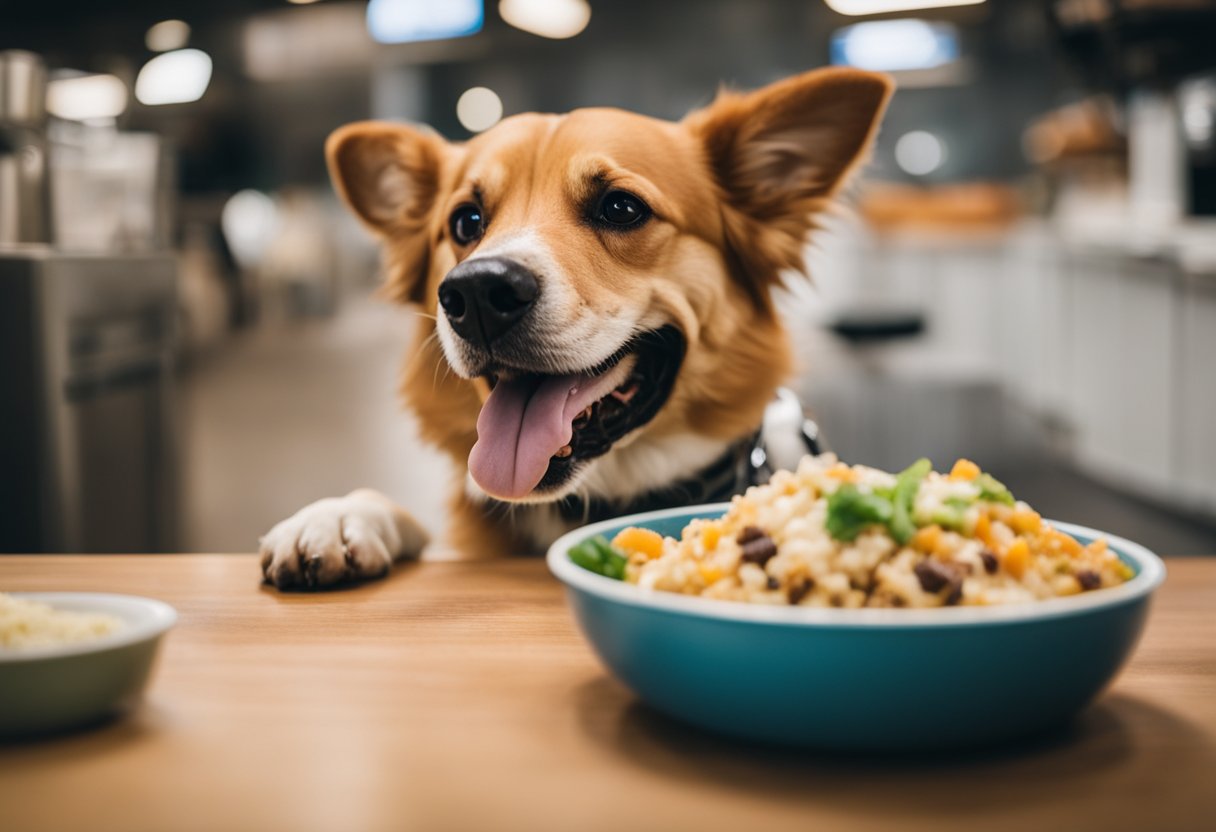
[[469, 366, 626, 500]]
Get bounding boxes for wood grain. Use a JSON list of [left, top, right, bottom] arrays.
[[1, 555, 1214, 832]]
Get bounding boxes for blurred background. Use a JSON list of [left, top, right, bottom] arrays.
[[2, 0, 1215, 555]]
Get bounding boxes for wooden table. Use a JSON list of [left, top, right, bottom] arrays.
[[1, 555, 1214, 832]]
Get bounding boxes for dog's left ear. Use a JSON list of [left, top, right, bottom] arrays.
[[685, 67, 893, 301]]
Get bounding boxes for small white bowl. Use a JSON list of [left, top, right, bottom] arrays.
[[0, 593, 177, 738]]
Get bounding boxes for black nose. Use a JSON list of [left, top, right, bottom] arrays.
[[438, 256, 539, 349]]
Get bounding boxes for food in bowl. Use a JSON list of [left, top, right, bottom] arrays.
[[0, 592, 123, 649], [568, 454, 1132, 608], [0, 593, 176, 738], [549, 504, 1163, 749]]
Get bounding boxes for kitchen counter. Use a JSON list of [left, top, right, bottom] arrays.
[[1, 554, 1214, 832]]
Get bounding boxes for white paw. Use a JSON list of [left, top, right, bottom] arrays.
[[259, 490, 428, 590]]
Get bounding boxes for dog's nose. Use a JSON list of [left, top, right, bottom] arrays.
[[438, 257, 539, 349]]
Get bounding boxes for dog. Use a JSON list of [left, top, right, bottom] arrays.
[[260, 67, 892, 589]]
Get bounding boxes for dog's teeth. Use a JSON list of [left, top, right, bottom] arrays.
[[610, 384, 639, 404], [554, 445, 573, 458]]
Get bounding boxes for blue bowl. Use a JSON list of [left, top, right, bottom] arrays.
[[548, 504, 1166, 751]]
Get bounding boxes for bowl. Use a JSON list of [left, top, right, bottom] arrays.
[[548, 504, 1166, 751], [0, 593, 177, 739]]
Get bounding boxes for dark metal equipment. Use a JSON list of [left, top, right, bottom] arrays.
[[0, 50, 52, 246], [0, 250, 178, 552]]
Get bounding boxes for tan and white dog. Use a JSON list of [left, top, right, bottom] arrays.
[[260, 67, 892, 589]]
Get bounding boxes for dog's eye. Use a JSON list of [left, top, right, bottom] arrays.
[[597, 191, 649, 227], [450, 205, 484, 245]]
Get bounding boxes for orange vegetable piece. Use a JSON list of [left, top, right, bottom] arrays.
[[1054, 530, 1083, 556], [1010, 509, 1042, 535], [612, 527, 664, 560], [950, 458, 981, 481], [913, 525, 942, 553], [825, 463, 859, 483], [701, 522, 722, 552], [1004, 539, 1030, 579], [975, 513, 994, 548]]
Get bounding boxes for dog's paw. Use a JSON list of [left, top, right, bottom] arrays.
[[259, 489, 428, 590]]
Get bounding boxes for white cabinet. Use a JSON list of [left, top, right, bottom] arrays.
[[1177, 271, 1216, 513], [1064, 250, 1177, 498], [800, 222, 1213, 520], [997, 225, 1069, 417]]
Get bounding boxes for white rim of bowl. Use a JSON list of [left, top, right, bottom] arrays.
[[547, 504, 1167, 628], [0, 593, 178, 662]]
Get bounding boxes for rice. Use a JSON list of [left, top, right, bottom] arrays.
[[0, 593, 123, 649], [611, 454, 1132, 608]]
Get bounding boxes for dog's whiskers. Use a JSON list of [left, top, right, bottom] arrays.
[[419, 330, 451, 391], [431, 354, 443, 391], [576, 485, 593, 526]]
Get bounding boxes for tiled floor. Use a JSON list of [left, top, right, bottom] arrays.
[[178, 296, 1216, 556]]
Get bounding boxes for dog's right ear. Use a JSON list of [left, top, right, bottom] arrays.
[[684, 68, 892, 307], [326, 121, 447, 304]]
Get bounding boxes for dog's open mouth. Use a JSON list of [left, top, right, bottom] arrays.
[[468, 325, 685, 500]]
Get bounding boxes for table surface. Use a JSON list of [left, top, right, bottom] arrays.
[[1, 555, 1214, 832]]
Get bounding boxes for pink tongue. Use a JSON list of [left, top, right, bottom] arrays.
[[468, 368, 625, 500]]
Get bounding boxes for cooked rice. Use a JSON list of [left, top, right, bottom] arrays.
[[0, 593, 123, 649]]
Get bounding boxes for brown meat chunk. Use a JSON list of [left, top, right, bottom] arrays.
[[736, 526, 766, 544], [738, 527, 777, 566], [914, 560, 956, 592], [915, 559, 965, 604], [1076, 569, 1101, 591], [787, 576, 815, 605]]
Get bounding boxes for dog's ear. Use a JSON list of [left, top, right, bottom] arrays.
[[326, 121, 448, 305], [685, 68, 892, 302]]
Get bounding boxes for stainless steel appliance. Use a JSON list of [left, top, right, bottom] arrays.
[[0, 50, 51, 245], [1, 50, 180, 553], [0, 250, 179, 552]]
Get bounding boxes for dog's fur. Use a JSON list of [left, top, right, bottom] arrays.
[[260, 67, 891, 589]]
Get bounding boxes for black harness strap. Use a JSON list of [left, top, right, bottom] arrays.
[[552, 407, 825, 525], [554, 432, 759, 526]]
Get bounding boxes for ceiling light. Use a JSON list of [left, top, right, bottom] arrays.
[[145, 19, 191, 52], [456, 86, 503, 133], [832, 19, 959, 72], [135, 49, 213, 106], [1180, 78, 1216, 149], [824, 0, 984, 16], [499, 0, 590, 39], [895, 131, 947, 176], [47, 73, 128, 121], [366, 0, 483, 44], [287, 0, 325, 4]]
